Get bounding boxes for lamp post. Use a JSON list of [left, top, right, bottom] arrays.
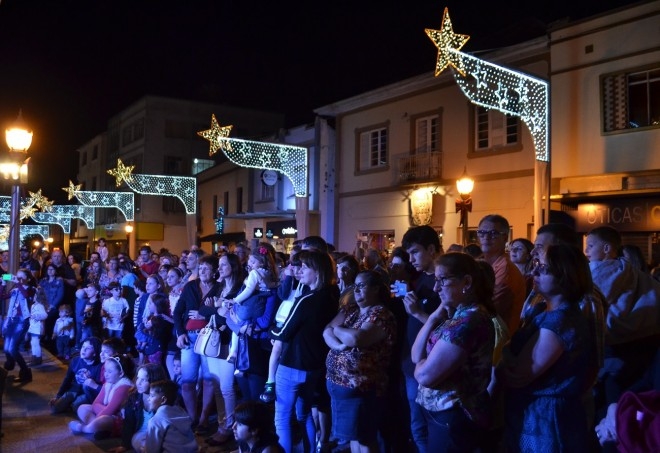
[[3, 111, 32, 275], [456, 166, 474, 246], [125, 223, 135, 258]]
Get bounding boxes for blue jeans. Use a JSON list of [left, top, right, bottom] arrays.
[[405, 374, 427, 453], [180, 332, 212, 383], [275, 365, 322, 453], [3, 317, 29, 372]]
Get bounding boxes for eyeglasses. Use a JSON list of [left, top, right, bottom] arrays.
[[354, 282, 369, 291], [476, 230, 507, 239], [531, 259, 551, 276], [434, 275, 458, 287]]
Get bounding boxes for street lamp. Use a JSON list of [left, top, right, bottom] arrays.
[[456, 166, 474, 246], [3, 111, 32, 275], [125, 223, 135, 258]]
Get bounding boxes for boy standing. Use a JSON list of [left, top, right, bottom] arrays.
[[53, 304, 75, 360], [102, 281, 129, 339], [144, 380, 197, 453]]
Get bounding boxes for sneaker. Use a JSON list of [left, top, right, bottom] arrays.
[[260, 382, 275, 403], [234, 369, 243, 377]]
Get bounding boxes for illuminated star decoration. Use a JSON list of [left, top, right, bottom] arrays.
[[107, 159, 135, 187], [64, 180, 135, 221], [0, 225, 50, 251], [63, 181, 83, 200], [425, 7, 470, 76], [107, 159, 196, 214], [426, 8, 549, 161], [31, 205, 96, 233], [28, 190, 54, 212], [198, 116, 308, 197], [197, 114, 233, 156]]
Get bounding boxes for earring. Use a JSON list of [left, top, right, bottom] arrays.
[[462, 287, 467, 294]]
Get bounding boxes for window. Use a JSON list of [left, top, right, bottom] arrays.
[[122, 119, 145, 146], [164, 156, 185, 175], [603, 67, 660, 132], [192, 158, 214, 175], [260, 182, 275, 201], [474, 107, 518, 150], [81, 151, 87, 166], [357, 125, 388, 172], [415, 115, 440, 153], [92, 145, 98, 160], [237, 187, 243, 214], [224, 192, 229, 215]]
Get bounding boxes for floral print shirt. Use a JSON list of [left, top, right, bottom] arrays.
[[416, 303, 494, 421], [326, 304, 396, 394]]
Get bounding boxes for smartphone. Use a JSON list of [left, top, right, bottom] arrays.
[[2, 274, 12, 281], [394, 281, 407, 297]]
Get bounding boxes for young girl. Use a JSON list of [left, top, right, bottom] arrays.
[[135, 293, 174, 366], [27, 286, 49, 366], [102, 281, 130, 339], [70, 353, 135, 436], [233, 401, 284, 453], [107, 363, 169, 453], [224, 243, 279, 363]]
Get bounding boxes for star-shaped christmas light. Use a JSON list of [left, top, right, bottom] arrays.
[[425, 7, 470, 76], [107, 159, 136, 187], [20, 202, 37, 221], [27, 189, 54, 212], [63, 180, 82, 200], [197, 114, 233, 156]]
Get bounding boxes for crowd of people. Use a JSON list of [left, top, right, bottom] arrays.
[[0, 220, 658, 453]]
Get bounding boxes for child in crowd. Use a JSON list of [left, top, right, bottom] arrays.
[[53, 304, 75, 360], [135, 293, 174, 366], [107, 363, 169, 453], [50, 337, 102, 414], [233, 401, 284, 453], [102, 281, 130, 339], [79, 283, 103, 347], [97, 237, 109, 263], [144, 380, 198, 453], [224, 243, 279, 363], [27, 286, 49, 366], [171, 352, 182, 386], [69, 353, 135, 436], [83, 337, 127, 403]]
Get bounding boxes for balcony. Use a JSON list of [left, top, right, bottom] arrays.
[[397, 151, 442, 184]]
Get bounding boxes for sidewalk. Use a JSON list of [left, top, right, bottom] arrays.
[[0, 347, 235, 453]]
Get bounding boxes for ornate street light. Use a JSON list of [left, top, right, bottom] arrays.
[[4, 111, 32, 275], [456, 166, 474, 246]]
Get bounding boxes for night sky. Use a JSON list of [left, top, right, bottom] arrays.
[[0, 0, 641, 202]]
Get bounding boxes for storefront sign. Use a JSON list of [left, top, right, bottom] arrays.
[[576, 199, 660, 232], [265, 220, 297, 238]]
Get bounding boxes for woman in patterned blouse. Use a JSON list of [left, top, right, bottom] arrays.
[[324, 270, 397, 453], [411, 252, 496, 453]]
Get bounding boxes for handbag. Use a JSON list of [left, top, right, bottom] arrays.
[[235, 332, 250, 371], [193, 316, 223, 358]]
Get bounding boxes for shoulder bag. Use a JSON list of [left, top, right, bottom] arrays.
[[193, 316, 223, 358]]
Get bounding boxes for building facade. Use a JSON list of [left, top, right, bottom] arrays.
[[72, 95, 285, 257], [550, 0, 660, 264]]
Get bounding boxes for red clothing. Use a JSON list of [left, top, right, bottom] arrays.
[[490, 253, 526, 334], [91, 378, 133, 417]]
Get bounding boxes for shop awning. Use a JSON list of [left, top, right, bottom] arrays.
[[198, 232, 246, 243]]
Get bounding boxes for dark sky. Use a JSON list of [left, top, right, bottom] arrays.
[[0, 0, 641, 202]]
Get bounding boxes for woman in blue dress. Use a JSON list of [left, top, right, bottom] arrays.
[[497, 243, 594, 452]]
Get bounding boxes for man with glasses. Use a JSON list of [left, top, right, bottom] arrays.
[[477, 214, 526, 334]]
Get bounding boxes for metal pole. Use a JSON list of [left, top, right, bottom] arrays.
[[8, 184, 20, 275]]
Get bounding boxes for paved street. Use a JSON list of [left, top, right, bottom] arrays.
[[0, 346, 234, 453]]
